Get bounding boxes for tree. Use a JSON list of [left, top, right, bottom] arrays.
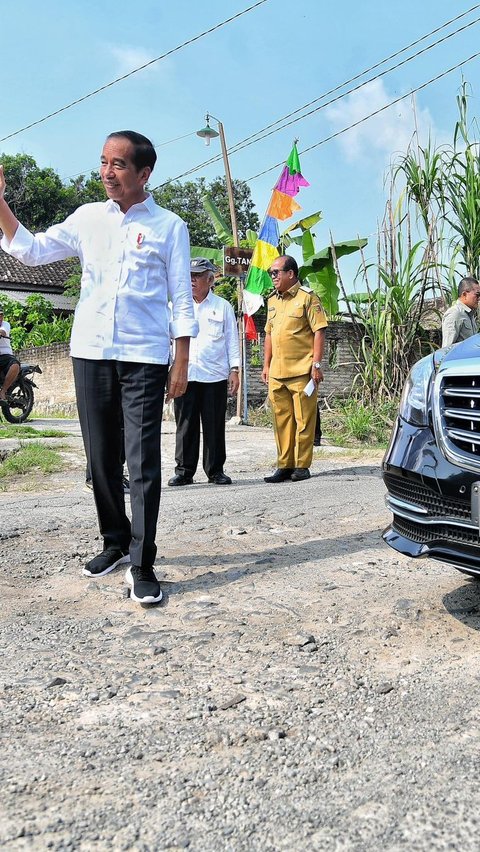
[[153, 176, 259, 247], [0, 153, 105, 232]]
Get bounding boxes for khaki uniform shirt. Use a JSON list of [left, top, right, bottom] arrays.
[[265, 282, 328, 379], [441, 300, 478, 347]]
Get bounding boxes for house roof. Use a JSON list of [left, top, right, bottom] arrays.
[[0, 287, 76, 311], [0, 247, 77, 312], [0, 248, 76, 292]]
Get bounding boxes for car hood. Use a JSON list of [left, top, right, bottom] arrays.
[[441, 333, 480, 365]]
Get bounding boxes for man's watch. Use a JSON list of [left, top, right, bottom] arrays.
[[312, 362, 322, 369], [230, 367, 239, 372]]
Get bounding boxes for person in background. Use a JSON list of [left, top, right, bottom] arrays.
[[262, 255, 327, 483], [441, 277, 480, 347], [0, 305, 20, 403], [0, 130, 197, 606], [168, 257, 239, 487]]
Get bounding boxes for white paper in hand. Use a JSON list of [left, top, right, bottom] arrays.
[[303, 378, 316, 397]]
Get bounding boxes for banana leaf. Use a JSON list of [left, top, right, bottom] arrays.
[[282, 211, 323, 235], [307, 265, 340, 317], [190, 246, 224, 266], [202, 193, 233, 245], [301, 229, 315, 262], [243, 229, 258, 248], [299, 238, 368, 278]]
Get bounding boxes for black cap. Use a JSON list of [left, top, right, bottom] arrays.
[[190, 257, 217, 273]]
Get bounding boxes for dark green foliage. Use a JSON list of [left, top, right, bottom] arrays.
[[0, 153, 105, 233], [0, 292, 73, 349], [153, 177, 259, 247], [213, 278, 238, 308]]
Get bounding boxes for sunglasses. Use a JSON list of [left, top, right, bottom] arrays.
[[268, 268, 287, 278]]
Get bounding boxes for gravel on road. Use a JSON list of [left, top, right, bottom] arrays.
[[1, 421, 479, 851]]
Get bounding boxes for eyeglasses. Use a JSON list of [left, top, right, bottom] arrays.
[[268, 268, 287, 278]]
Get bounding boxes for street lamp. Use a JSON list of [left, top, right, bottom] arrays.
[[196, 113, 239, 248], [196, 113, 245, 421]]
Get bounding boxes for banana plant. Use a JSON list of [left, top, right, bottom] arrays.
[[199, 196, 367, 317], [282, 211, 367, 316]]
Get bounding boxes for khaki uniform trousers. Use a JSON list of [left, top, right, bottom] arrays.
[[268, 373, 317, 469]]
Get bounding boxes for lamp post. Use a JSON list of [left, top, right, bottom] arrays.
[[196, 114, 245, 421], [196, 114, 239, 248]]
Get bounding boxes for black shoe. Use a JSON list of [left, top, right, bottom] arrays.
[[208, 472, 232, 485], [125, 566, 162, 604], [291, 468, 311, 481], [168, 474, 194, 487], [83, 547, 130, 577], [264, 468, 294, 483]]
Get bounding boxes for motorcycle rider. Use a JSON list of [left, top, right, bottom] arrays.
[[0, 305, 20, 403]]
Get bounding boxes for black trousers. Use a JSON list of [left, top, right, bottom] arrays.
[[173, 380, 227, 479], [73, 358, 168, 568]]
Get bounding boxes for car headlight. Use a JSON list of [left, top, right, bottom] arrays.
[[398, 354, 434, 426]]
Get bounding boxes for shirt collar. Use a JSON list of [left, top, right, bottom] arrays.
[[194, 289, 214, 308], [457, 299, 472, 314], [277, 281, 300, 299], [105, 193, 155, 216]]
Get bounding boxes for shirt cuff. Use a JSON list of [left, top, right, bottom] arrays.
[[169, 318, 199, 339], [0, 222, 34, 254]]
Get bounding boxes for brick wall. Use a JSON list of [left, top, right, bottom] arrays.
[[19, 320, 362, 416], [18, 342, 77, 416]]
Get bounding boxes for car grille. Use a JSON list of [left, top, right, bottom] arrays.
[[434, 366, 480, 472], [393, 515, 480, 547], [384, 473, 471, 519]]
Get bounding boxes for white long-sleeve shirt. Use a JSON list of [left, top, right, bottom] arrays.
[[0, 320, 13, 355], [188, 290, 240, 383], [0, 194, 198, 364]]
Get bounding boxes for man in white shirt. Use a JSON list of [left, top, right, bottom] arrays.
[[442, 277, 480, 347], [0, 131, 198, 605], [168, 257, 239, 487], [0, 305, 20, 402]]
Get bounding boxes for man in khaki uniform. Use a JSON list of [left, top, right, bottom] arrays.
[[262, 255, 328, 482]]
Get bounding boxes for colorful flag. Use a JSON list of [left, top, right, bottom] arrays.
[[243, 143, 309, 316]]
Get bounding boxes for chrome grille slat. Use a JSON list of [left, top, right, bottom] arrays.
[[444, 387, 480, 398], [444, 408, 480, 422], [446, 428, 480, 446], [433, 364, 480, 472]]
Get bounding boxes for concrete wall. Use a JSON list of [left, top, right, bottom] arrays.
[[18, 320, 361, 416]]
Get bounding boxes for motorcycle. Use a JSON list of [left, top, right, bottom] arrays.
[[0, 364, 42, 424]]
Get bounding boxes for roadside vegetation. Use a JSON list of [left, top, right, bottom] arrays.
[[337, 82, 480, 404], [0, 292, 73, 349], [248, 399, 396, 448], [0, 424, 68, 438], [0, 442, 64, 483]]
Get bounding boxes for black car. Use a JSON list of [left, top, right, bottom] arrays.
[[383, 334, 480, 578]]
